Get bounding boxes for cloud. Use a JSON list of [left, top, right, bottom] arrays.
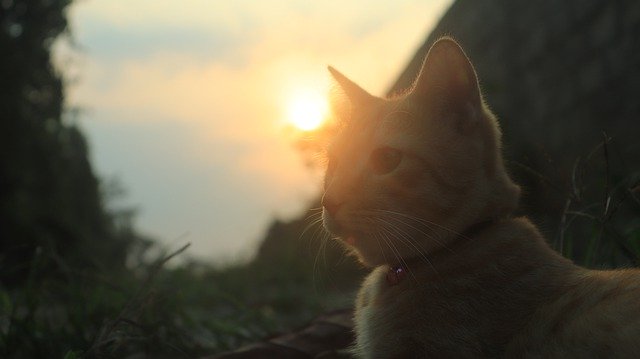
[[66, 0, 454, 261], [81, 112, 317, 262], [76, 20, 248, 65]]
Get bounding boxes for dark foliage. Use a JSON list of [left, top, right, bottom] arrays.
[[0, 0, 135, 285]]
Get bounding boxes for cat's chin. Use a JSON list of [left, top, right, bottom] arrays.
[[322, 218, 340, 236], [341, 236, 357, 246], [322, 210, 346, 236], [322, 211, 362, 247], [326, 223, 359, 247]]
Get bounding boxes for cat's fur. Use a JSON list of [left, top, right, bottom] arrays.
[[322, 37, 640, 358]]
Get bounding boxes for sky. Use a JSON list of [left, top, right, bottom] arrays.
[[59, 0, 454, 263]]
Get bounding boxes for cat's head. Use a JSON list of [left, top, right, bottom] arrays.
[[322, 37, 520, 267]]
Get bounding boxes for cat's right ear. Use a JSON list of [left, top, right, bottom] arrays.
[[328, 66, 375, 108]]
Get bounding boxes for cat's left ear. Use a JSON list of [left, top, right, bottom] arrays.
[[328, 66, 375, 108], [412, 37, 482, 121]]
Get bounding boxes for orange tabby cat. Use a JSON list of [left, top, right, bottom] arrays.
[[322, 37, 640, 358]]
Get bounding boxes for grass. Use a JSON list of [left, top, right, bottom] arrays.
[[551, 135, 640, 268], [0, 239, 360, 358]]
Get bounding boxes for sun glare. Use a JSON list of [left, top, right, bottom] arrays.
[[286, 90, 328, 131]]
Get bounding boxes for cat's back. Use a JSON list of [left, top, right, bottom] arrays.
[[507, 268, 640, 358], [351, 217, 573, 358], [354, 218, 640, 358]]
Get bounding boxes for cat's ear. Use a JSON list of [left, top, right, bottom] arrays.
[[412, 37, 482, 118], [328, 66, 375, 108]]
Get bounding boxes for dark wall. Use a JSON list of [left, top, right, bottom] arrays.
[[389, 0, 640, 233]]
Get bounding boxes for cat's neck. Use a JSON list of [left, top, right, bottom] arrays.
[[397, 217, 576, 283], [392, 217, 501, 269]]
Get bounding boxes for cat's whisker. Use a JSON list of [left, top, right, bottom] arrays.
[[374, 209, 459, 251], [300, 211, 324, 239], [377, 217, 440, 278], [378, 209, 467, 238], [361, 208, 452, 253], [375, 230, 403, 269], [377, 212, 440, 240], [307, 209, 322, 218], [374, 209, 447, 233], [367, 218, 414, 276], [375, 223, 419, 283], [357, 211, 439, 266], [370, 232, 390, 269], [359, 216, 389, 264], [299, 212, 331, 284], [312, 230, 332, 285], [380, 213, 454, 255], [301, 216, 325, 250]]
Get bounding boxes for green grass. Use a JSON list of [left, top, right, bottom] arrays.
[[3, 201, 639, 358], [0, 242, 360, 358], [549, 138, 640, 268]]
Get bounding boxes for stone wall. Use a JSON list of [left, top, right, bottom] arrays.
[[389, 0, 640, 233]]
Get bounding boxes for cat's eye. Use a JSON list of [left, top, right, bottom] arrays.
[[369, 147, 402, 175]]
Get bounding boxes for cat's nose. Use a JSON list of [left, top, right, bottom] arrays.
[[321, 195, 343, 216]]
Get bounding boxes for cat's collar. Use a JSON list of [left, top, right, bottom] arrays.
[[386, 265, 407, 286], [384, 219, 497, 287]]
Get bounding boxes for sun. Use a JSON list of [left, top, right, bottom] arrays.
[[286, 90, 328, 131]]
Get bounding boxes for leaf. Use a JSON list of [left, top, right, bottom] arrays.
[[0, 290, 12, 316], [63, 350, 80, 359]]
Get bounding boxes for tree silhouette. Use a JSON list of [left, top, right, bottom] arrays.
[[0, 0, 134, 285]]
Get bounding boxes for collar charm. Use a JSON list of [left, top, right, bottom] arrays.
[[386, 265, 406, 286]]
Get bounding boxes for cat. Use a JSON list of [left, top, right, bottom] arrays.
[[322, 37, 640, 358]]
